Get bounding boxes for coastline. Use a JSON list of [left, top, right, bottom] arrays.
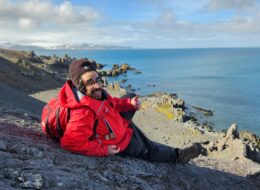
[[30, 86, 260, 154], [0, 48, 259, 189], [35, 48, 260, 135]]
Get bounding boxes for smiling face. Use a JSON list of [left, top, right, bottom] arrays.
[[80, 71, 103, 100]]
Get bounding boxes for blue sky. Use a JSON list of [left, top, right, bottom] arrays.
[[0, 0, 260, 48]]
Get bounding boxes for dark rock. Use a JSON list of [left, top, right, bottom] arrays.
[[189, 115, 198, 122], [96, 63, 105, 69], [112, 64, 119, 70], [120, 63, 131, 70], [172, 99, 185, 109], [121, 79, 128, 84], [133, 70, 142, 74], [244, 144, 260, 163], [0, 140, 7, 150], [202, 123, 214, 132], [97, 63, 139, 78], [240, 131, 260, 149], [192, 106, 213, 116], [111, 69, 121, 76], [169, 93, 178, 99], [147, 84, 156, 87]]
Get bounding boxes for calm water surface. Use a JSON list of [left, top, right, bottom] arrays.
[[36, 48, 260, 135]]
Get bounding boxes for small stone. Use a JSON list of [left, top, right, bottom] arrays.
[[0, 140, 7, 150], [201, 140, 210, 145], [208, 141, 217, 152]]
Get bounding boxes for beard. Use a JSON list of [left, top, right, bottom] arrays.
[[89, 88, 102, 100]]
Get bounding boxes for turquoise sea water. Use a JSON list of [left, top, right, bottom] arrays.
[[36, 48, 260, 135]]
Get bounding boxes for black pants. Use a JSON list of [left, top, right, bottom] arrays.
[[120, 93, 178, 162]]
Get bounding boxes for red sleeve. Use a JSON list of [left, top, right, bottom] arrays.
[[60, 108, 108, 157], [113, 97, 136, 112]]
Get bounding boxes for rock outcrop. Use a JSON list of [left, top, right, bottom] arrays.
[[142, 93, 186, 122], [192, 106, 213, 116], [0, 48, 136, 94], [206, 123, 260, 163], [99, 63, 138, 77]]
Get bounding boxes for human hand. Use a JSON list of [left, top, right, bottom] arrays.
[[131, 95, 141, 110], [108, 145, 120, 156]]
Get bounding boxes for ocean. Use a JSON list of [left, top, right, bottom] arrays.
[[36, 48, 260, 135]]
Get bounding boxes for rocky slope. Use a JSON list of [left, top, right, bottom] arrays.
[[0, 49, 65, 94], [0, 105, 259, 190], [0, 48, 138, 94]]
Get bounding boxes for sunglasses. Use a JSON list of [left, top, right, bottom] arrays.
[[84, 78, 104, 87]]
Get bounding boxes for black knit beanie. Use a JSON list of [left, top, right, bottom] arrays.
[[69, 59, 97, 90]]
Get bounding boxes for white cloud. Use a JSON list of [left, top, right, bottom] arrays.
[[0, 0, 260, 48], [206, 0, 256, 11], [17, 18, 37, 30], [0, 0, 100, 28], [216, 15, 260, 34], [123, 7, 260, 48], [0, 0, 101, 47]]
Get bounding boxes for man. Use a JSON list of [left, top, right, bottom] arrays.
[[58, 59, 202, 163]]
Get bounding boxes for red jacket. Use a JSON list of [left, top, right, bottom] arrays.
[[59, 81, 134, 156]]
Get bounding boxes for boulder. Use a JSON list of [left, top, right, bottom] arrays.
[[120, 63, 131, 70], [0, 140, 7, 150], [111, 69, 121, 76], [226, 123, 239, 139], [240, 131, 260, 149], [244, 143, 260, 163], [120, 79, 127, 84], [142, 93, 187, 122], [205, 123, 260, 164], [133, 70, 142, 74], [112, 64, 119, 70], [192, 106, 213, 116], [172, 99, 185, 109], [105, 82, 126, 97], [96, 63, 105, 70]]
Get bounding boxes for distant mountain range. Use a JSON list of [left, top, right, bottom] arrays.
[[0, 42, 45, 51], [0, 42, 132, 51], [51, 43, 132, 50]]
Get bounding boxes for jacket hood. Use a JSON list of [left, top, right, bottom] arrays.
[[58, 81, 82, 109]]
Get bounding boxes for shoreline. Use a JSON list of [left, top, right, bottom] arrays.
[[0, 46, 258, 138], [30, 85, 260, 165], [1, 47, 259, 162], [2, 47, 259, 136], [27, 85, 260, 165], [0, 48, 260, 189], [30, 84, 259, 142]]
